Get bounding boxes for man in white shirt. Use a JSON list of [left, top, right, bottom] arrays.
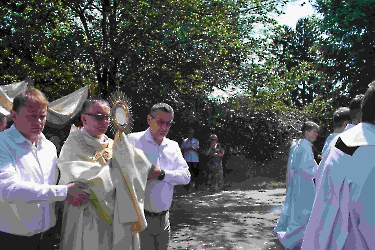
[[181, 128, 200, 191], [0, 87, 90, 250], [128, 103, 191, 250]]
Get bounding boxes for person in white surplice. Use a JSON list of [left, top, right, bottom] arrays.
[[301, 84, 375, 250], [273, 121, 320, 250], [57, 98, 159, 250]]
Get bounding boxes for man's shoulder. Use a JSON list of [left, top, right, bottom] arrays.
[[0, 129, 16, 150], [326, 133, 339, 141], [63, 129, 83, 144], [128, 130, 146, 140], [165, 138, 180, 148], [297, 139, 311, 149], [41, 134, 57, 150], [0, 129, 12, 141]]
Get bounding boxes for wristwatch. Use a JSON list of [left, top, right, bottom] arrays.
[[157, 170, 166, 181]]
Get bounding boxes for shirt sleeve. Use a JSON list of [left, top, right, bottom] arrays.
[[163, 145, 191, 185], [0, 146, 68, 204]]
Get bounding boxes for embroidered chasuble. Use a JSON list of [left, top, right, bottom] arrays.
[[57, 129, 152, 250]]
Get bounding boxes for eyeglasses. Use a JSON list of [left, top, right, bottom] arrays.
[[150, 115, 175, 127], [84, 113, 111, 121]]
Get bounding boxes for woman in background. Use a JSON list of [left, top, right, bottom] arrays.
[[205, 134, 225, 192]]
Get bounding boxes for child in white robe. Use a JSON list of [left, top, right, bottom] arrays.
[[273, 121, 320, 250]]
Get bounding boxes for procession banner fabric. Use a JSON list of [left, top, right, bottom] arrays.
[[0, 81, 88, 125], [48, 85, 88, 125], [0, 80, 29, 116]]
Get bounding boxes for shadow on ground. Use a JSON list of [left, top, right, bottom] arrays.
[[169, 184, 286, 250], [49, 176, 286, 250]]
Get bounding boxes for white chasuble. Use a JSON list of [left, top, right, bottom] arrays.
[[57, 129, 152, 250]]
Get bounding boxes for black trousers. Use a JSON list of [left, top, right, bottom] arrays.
[[0, 226, 57, 250]]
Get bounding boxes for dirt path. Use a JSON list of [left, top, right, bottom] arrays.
[[168, 187, 286, 250]]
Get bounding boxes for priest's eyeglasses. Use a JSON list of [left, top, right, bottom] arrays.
[[84, 113, 111, 121], [150, 115, 175, 127]]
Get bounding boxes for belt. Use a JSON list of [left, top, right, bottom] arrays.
[[0, 227, 53, 243], [144, 210, 168, 217]]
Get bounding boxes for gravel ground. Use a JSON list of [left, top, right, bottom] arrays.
[[168, 187, 286, 250]]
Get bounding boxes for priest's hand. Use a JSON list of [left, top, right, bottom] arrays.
[[66, 182, 90, 207], [148, 165, 162, 179]]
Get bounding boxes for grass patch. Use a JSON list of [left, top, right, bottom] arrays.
[[266, 181, 286, 189]]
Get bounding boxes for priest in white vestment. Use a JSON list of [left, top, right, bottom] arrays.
[[273, 121, 319, 250], [301, 85, 375, 250], [57, 98, 156, 250]]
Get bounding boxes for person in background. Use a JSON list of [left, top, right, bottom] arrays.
[[321, 107, 351, 157], [314, 95, 365, 187], [0, 113, 7, 131], [181, 128, 200, 191], [273, 121, 320, 250], [128, 103, 190, 250], [0, 87, 89, 250], [348, 94, 364, 126], [311, 107, 352, 186], [204, 134, 225, 192]]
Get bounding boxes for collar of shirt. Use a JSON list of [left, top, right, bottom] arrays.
[[145, 128, 170, 147], [9, 124, 46, 148]]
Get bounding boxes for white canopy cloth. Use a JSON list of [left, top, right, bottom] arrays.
[[0, 80, 88, 126]]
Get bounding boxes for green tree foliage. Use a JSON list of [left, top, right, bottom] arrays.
[[0, 1, 88, 99], [314, 0, 375, 96], [1, 1, 249, 99], [1, 0, 329, 166]]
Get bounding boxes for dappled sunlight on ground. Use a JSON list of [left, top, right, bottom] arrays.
[[168, 188, 286, 249], [49, 179, 287, 250]]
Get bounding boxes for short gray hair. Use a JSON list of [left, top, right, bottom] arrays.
[[150, 103, 174, 118]]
